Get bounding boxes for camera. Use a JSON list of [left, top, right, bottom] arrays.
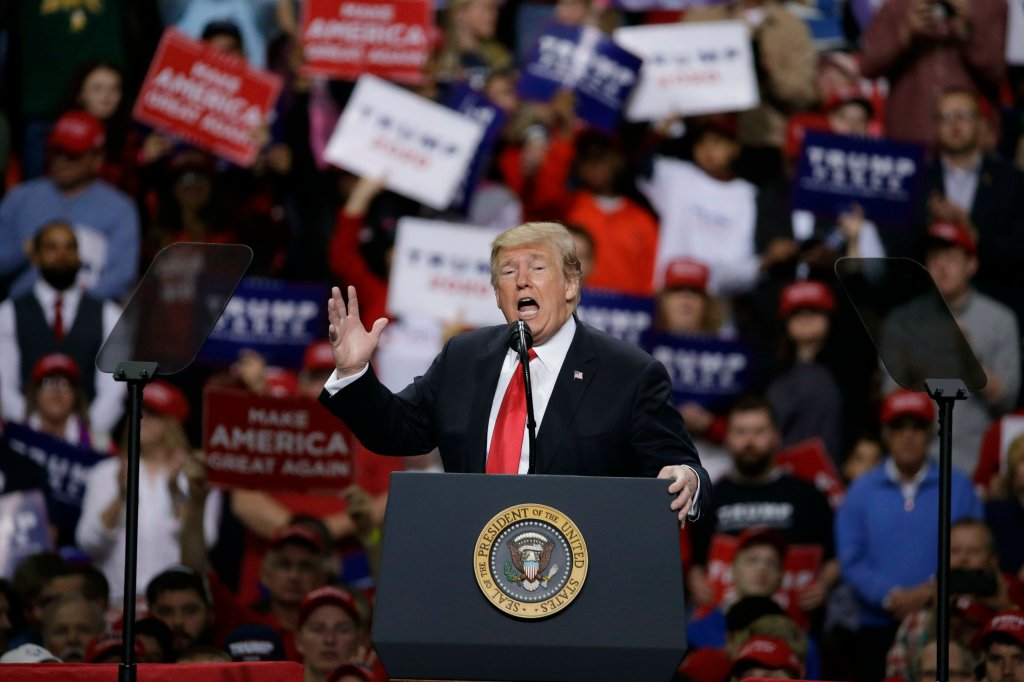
[[947, 569, 998, 597]]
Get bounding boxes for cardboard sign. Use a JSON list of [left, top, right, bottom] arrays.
[[444, 84, 508, 214], [647, 333, 752, 411], [775, 438, 845, 510], [576, 289, 655, 346], [793, 130, 925, 225], [3, 423, 105, 539], [301, 0, 432, 82], [323, 75, 485, 209], [699, 534, 823, 629], [519, 24, 643, 132], [202, 387, 355, 490], [0, 490, 54, 579], [200, 277, 328, 369], [614, 22, 759, 122], [133, 29, 283, 167], [387, 218, 505, 327], [1009, 0, 1024, 64]]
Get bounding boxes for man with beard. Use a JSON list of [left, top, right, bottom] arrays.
[[688, 397, 838, 615], [0, 110, 139, 300], [0, 220, 124, 445], [146, 567, 215, 656]]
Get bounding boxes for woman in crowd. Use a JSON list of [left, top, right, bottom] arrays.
[[76, 381, 220, 605]]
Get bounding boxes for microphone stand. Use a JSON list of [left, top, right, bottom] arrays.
[[513, 321, 538, 474]]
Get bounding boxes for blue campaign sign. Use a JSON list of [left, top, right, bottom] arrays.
[[0, 490, 53, 578], [3, 423, 105, 539], [793, 131, 925, 225], [646, 333, 752, 410], [518, 24, 642, 132], [444, 83, 508, 215], [577, 289, 655, 346], [200, 277, 328, 368]]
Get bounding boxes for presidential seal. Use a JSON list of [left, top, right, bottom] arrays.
[[474, 503, 588, 619]]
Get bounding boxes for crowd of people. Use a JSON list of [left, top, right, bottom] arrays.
[[0, 0, 1023, 680]]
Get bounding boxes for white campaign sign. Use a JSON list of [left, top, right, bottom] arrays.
[[387, 218, 506, 327], [614, 22, 759, 121], [1008, 0, 1024, 64], [324, 75, 485, 209]]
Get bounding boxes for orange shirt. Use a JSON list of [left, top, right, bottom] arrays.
[[566, 192, 658, 296]]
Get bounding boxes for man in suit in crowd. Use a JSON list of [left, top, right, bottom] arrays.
[[320, 221, 709, 525], [920, 88, 1024, 325]]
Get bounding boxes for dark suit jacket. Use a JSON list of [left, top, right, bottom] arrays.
[[920, 156, 1024, 322], [321, 320, 710, 516]]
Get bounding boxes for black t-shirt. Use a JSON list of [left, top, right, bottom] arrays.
[[691, 471, 835, 566]]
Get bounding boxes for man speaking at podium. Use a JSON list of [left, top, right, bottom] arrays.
[[319, 222, 709, 525]]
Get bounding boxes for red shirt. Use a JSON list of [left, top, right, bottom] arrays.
[[566, 192, 658, 296]]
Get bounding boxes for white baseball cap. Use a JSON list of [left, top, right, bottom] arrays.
[[0, 644, 62, 663]]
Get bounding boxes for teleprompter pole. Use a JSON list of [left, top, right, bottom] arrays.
[[925, 379, 968, 682], [114, 362, 159, 682]]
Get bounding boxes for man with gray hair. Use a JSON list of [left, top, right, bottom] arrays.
[[321, 221, 709, 524], [41, 592, 106, 662]]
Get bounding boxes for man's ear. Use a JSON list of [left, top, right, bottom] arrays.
[[565, 274, 580, 304]]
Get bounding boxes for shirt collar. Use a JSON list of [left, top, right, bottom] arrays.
[[506, 315, 577, 372], [884, 457, 931, 486], [941, 152, 983, 176], [33, 279, 81, 308]]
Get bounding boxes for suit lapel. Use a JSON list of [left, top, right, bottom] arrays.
[[970, 158, 995, 229], [536, 321, 597, 474], [466, 333, 508, 473]]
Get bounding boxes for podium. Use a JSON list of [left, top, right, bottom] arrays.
[[372, 473, 688, 682]]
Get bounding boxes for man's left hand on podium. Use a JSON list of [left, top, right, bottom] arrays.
[[659, 465, 700, 528]]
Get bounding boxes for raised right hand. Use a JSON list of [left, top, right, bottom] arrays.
[[328, 285, 388, 377]]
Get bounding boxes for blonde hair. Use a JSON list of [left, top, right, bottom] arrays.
[[997, 432, 1024, 499], [490, 222, 583, 309]]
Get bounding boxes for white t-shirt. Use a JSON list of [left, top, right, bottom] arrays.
[[640, 158, 759, 295]]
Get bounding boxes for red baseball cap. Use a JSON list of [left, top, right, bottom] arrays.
[[303, 341, 337, 373], [690, 113, 740, 141], [927, 222, 977, 256], [823, 87, 874, 118], [880, 389, 936, 425], [677, 648, 733, 682], [85, 631, 145, 664], [779, 280, 836, 318], [732, 635, 802, 677], [142, 381, 190, 423], [32, 353, 81, 385], [298, 586, 361, 628], [48, 110, 105, 155], [735, 526, 788, 558], [980, 610, 1024, 649], [662, 258, 710, 293], [327, 662, 376, 682], [269, 523, 323, 554]]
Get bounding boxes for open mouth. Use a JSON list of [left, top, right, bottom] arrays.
[[517, 297, 539, 319]]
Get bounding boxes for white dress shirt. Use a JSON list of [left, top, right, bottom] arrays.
[[324, 317, 702, 515], [0, 280, 125, 437]]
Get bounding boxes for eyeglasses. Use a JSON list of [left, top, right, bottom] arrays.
[[39, 376, 73, 390], [936, 109, 978, 123]]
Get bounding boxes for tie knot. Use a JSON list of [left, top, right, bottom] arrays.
[[527, 348, 538, 361]]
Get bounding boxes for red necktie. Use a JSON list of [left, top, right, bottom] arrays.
[[486, 349, 538, 474], [53, 294, 65, 340]]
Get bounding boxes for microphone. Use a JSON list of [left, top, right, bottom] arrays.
[[507, 320, 538, 474], [508, 320, 534, 355]]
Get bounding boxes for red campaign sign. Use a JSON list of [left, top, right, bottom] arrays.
[[699, 534, 823, 630], [202, 386, 354, 491], [301, 0, 432, 83], [133, 29, 283, 167], [774, 438, 845, 510]]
